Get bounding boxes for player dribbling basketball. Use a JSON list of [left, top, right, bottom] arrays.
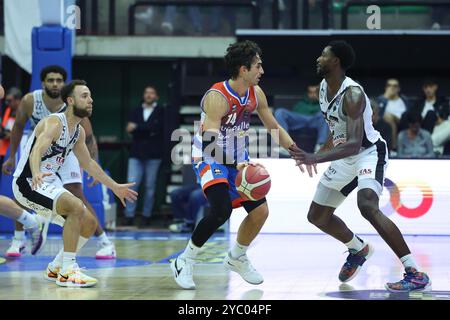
[[171, 40, 315, 290]]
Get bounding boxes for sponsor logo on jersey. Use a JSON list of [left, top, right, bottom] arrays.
[[56, 156, 65, 165], [359, 168, 373, 175]]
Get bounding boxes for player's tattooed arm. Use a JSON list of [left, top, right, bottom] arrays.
[[74, 127, 138, 207], [290, 86, 365, 164], [80, 117, 99, 161]]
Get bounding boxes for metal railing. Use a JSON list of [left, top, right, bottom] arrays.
[[341, 0, 450, 29], [128, 0, 260, 35]]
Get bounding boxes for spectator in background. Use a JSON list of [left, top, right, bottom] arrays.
[[432, 102, 450, 155], [274, 83, 328, 153], [169, 184, 207, 233], [161, 5, 202, 35], [397, 111, 434, 158], [125, 86, 164, 227], [0, 87, 22, 162], [408, 78, 448, 133], [377, 78, 409, 151], [370, 98, 393, 153]]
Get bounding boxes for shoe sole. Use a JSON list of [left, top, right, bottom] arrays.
[[170, 259, 195, 290], [340, 243, 375, 283], [6, 245, 26, 257], [5, 252, 22, 258], [95, 255, 116, 260], [56, 280, 97, 288], [45, 275, 57, 282], [223, 259, 264, 285], [384, 281, 432, 293], [44, 270, 58, 282]]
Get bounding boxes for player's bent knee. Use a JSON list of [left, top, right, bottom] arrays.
[[357, 200, 379, 221], [57, 194, 85, 218]]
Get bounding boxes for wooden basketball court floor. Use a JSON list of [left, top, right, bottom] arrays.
[[0, 231, 449, 300]]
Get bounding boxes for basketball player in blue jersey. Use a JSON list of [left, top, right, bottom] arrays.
[[2, 66, 116, 260], [289, 41, 431, 292], [0, 84, 48, 255], [171, 40, 315, 289], [13, 80, 137, 287]]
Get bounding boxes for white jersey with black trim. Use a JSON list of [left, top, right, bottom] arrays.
[[319, 76, 380, 150], [30, 90, 66, 129], [14, 113, 81, 179]]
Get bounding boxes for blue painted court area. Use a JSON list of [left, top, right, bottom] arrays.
[[0, 256, 151, 272]]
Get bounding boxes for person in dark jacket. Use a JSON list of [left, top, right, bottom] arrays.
[[124, 85, 164, 226], [406, 78, 448, 134]]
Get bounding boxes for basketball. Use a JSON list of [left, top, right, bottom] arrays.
[[235, 163, 271, 201]]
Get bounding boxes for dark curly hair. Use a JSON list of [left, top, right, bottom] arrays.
[[225, 40, 262, 79], [328, 40, 356, 71], [40, 65, 67, 82]]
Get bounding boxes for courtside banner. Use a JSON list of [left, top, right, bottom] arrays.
[[230, 159, 450, 235]]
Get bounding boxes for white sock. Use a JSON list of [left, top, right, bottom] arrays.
[[17, 211, 38, 229], [52, 236, 89, 267], [230, 242, 248, 259], [62, 252, 77, 270], [344, 234, 365, 252], [97, 232, 111, 245], [52, 248, 64, 267], [180, 239, 200, 260], [14, 230, 26, 240], [400, 254, 418, 270]]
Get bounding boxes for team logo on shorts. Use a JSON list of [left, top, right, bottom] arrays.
[[71, 172, 80, 178], [213, 168, 222, 175]]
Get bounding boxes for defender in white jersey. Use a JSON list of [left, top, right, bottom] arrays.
[[13, 80, 137, 287], [2, 65, 117, 260], [289, 41, 430, 292], [0, 84, 49, 256]]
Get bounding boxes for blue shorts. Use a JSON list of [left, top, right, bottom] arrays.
[[193, 161, 246, 209]]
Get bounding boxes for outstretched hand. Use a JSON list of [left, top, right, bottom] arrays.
[[288, 143, 318, 177], [32, 172, 53, 190], [112, 182, 138, 207]]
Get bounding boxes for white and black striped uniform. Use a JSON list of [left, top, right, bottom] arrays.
[[30, 89, 82, 184], [314, 77, 388, 205], [13, 113, 81, 220]]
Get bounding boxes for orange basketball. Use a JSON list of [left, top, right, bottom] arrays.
[[235, 163, 271, 201]]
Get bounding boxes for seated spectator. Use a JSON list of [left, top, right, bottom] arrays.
[[370, 98, 393, 153], [274, 83, 328, 154], [168, 184, 207, 233], [377, 78, 409, 150], [407, 78, 448, 133], [397, 111, 434, 158], [431, 102, 450, 155]]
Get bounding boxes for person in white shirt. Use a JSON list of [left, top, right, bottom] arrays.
[[377, 79, 409, 151]]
